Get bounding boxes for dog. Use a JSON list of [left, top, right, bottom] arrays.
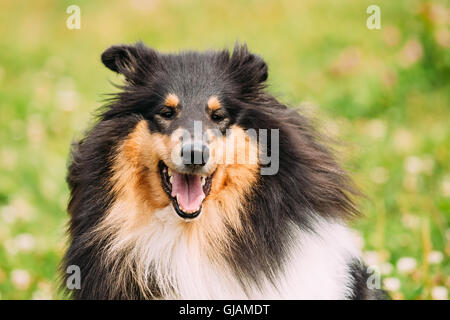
[[62, 42, 387, 299]]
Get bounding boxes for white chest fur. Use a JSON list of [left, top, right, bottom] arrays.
[[105, 205, 361, 299]]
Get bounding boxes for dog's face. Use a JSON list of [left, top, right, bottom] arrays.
[[101, 43, 267, 223]]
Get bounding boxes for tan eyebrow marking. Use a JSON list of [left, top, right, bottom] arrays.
[[207, 96, 222, 111], [164, 93, 179, 108]]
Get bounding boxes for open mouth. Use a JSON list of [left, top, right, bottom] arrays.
[[158, 161, 213, 219]]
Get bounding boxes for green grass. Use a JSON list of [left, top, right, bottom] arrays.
[[0, 0, 448, 300]]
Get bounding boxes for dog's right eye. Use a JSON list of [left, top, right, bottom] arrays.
[[159, 109, 175, 119]]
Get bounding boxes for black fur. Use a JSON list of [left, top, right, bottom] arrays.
[[348, 260, 390, 300], [62, 42, 386, 299]]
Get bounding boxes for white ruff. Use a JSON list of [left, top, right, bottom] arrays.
[[105, 205, 361, 299]]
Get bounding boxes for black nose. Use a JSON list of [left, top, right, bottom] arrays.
[[181, 143, 209, 166]]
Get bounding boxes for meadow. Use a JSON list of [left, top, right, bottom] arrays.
[[0, 0, 448, 299]]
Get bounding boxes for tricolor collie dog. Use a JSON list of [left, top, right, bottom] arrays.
[[62, 42, 386, 299]]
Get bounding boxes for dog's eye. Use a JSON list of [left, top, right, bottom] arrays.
[[159, 109, 175, 119], [211, 112, 225, 122]]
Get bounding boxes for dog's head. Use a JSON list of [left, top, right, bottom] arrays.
[[100, 42, 267, 222]]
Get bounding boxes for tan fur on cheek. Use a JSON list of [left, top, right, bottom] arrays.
[[203, 126, 260, 234], [103, 120, 174, 234]]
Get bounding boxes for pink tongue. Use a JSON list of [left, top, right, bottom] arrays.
[[171, 172, 205, 212]]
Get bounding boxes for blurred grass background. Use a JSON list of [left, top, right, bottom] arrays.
[[0, 0, 448, 300]]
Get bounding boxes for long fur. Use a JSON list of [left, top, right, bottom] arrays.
[[61, 42, 387, 299]]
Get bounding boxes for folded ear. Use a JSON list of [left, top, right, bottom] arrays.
[[101, 42, 157, 85], [228, 43, 268, 94]]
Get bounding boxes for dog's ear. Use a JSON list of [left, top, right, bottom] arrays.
[[101, 42, 157, 85], [228, 43, 268, 94]]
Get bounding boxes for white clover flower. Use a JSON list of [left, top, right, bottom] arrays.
[[1, 197, 34, 223], [380, 262, 394, 275], [14, 233, 36, 252], [383, 277, 401, 292], [363, 251, 381, 267], [396, 257, 417, 274], [32, 281, 53, 300], [431, 286, 448, 300], [11, 269, 31, 290], [401, 213, 421, 230], [399, 39, 423, 68], [1, 205, 17, 224], [427, 251, 444, 265], [32, 290, 53, 300], [404, 156, 423, 175]]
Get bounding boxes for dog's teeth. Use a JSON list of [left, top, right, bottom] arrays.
[[168, 168, 172, 177], [169, 176, 173, 184], [201, 177, 206, 186], [175, 195, 201, 215]]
